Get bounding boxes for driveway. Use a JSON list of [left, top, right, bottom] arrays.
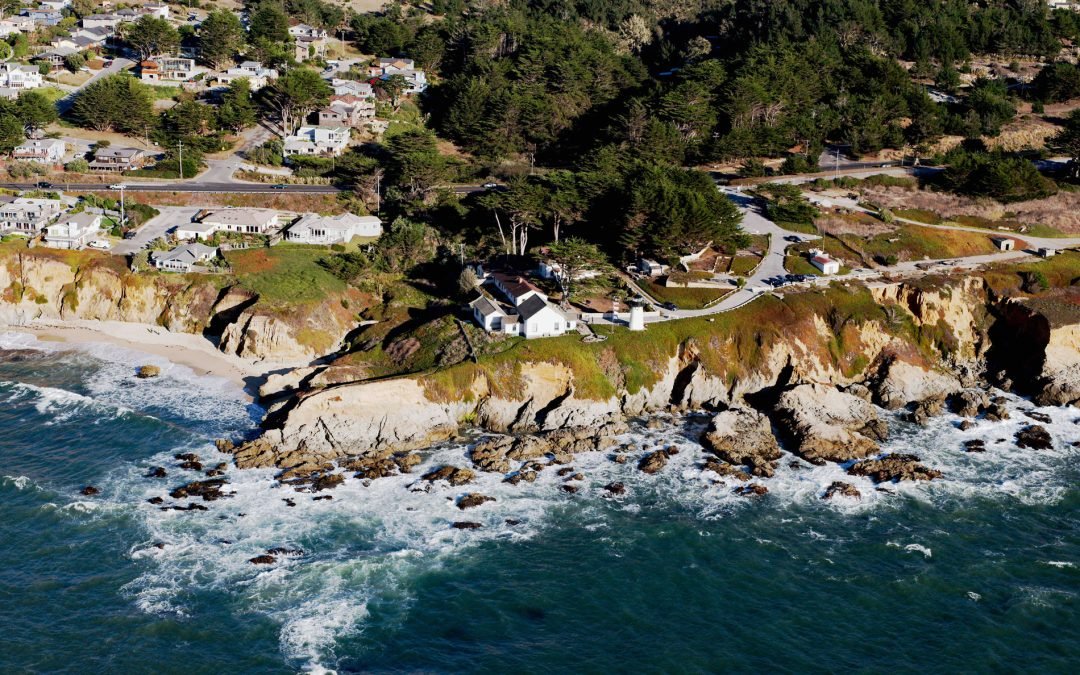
[[111, 206, 201, 255]]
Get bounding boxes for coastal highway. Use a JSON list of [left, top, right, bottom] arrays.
[[0, 181, 493, 195]]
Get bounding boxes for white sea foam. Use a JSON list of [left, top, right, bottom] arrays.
[[1, 475, 33, 491], [65, 375, 1075, 672], [1044, 561, 1075, 569]]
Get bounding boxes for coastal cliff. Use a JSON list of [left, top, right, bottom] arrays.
[[233, 271, 1080, 471], [0, 249, 357, 362]]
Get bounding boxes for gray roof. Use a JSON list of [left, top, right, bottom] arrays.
[[469, 294, 503, 317], [516, 295, 551, 321]]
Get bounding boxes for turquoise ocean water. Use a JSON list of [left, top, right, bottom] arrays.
[[1, 332, 1077, 673]]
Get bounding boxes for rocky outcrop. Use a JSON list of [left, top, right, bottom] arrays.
[[871, 358, 962, 410], [470, 419, 627, 473], [700, 407, 782, 477], [774, 384, 888, 463], [1015, 425, 1053, 450], [848, 454, 942, 483], [639, 446, 677, 474], [823, 481, 860, 500]]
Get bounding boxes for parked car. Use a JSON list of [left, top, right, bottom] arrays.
[[36, 181, 51, 189], [660, 301, 678, 311], [87, 240, 111, 250], [123, 230, 137, 240], [482, 182, 499, 189], [784, 235, 801, 242]]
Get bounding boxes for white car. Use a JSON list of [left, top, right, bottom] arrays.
[[87, 240, 111, 250], [109, 184, 126, 190]]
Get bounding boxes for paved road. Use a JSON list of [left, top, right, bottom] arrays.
[[110, 206, 202, 255], [0, 181, 343, 193]]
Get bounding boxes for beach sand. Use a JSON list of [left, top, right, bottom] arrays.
[[7, 319, 308, 399]]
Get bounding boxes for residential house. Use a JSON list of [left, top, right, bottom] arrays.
[[140, 57, 195, 82], [330, 79, 373, 98], [151, 243, 218, 272], [369, 57, 427, 94], [0, 63, 44, 99], [283, 125, 350, 157], [88, 146, 146, 172], [141, 3, 169, 19], [23, 8, 63, 26], [294, 35, 327, 62], [174, 220, 219, 242], [636, 259, 667, 277], [515, 295, 577, 339], [317, 98, 375, 127], [284, 213, 382, 244], [43, 212, 102, 250], [289, 23, 328, 39], [12, 139, 66, 164], [490, 272, 548, 307], [81, 14, 121, 31], [182, 208, 286, 238], [469, 292, 508, 332], [115, 8, 140, 22], [809, 251, 840, 275], [0, 16, 36, 35], [215, 62, 278, 91], [35, 46, 78, 69], [0, 198, 63, 234], [38, 0, 71, 11]]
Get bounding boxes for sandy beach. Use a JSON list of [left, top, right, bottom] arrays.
[[5, 319, 307, 399]]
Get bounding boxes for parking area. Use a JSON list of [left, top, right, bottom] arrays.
[[110, 206, 202, 255]]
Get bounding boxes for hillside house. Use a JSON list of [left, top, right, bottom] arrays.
[[177, 208, 286, 240], [43, 212, 102, 250], [0, 63, 44, 96], [368, 57, 427, 94], [636, 259, 667, 277], [294, 35, 327, 62], [81, 14, 121, 30], [151, 243, 218, 272], [12, 138, 66, 164], [140, 57, 195, 82], [284, 213, 382, 244], [0, 198, 62, 234], [317, 98, 375, 127], [331, 79, 373, 98], [283, 125, 350, 157], [88, 146, 145, 172], [215, 61, 278, 90]]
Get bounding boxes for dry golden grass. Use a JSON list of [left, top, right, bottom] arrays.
[[861, 185, 1080, 234], [72, 190, 344, 213], [817, 211, 895, 237]]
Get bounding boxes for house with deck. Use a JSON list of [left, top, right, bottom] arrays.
[[88, 146, 146, 172], [12, 139, 66, 165], [43, 212, 102, 250], [283, 125, 350, 157], [284, 213, 382, 244], [177, 208, 286, 240], [469, 270, 577, 338], [0, 198, 63, 234], [151, 243, 218, 272]]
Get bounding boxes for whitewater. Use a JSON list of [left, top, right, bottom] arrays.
[[1, 332, 1077, 673]]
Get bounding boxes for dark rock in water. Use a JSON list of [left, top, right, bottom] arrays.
[[457, 493, 495, 510], [283, 471, 345, 493], [906, 397, 946, 426], [823, 481, 861, 500], [788, 461, 805, 470], [147, 496, 164, 505], [80, 486, 100, 496], [1024, 411, 1052, 424], [282, 498, 296, 507], [146, 466, 167, 479], [701, 457, 751, 481], [556, 467, 574, 477], [733, 484, 768, 497], [964, 440, 987, 453], [205, 469, 225, 477], [169, 478, 229, 501], [421, 465, 475, 486], [603, 482, 625, 496], [470, 420, 629, 473], [848, 454, 942, 483], [160, 503, 208, 512], [249, 555, 276, 565], [701, 407, 783, 477], [451, 521, 482, 530], [313, 495, 333, 501], [179, 460, 203, 471], [215, 439, 235, 453], [505, 519, 521, 526], [1015, 425, 1053, 450], [560, 484, 579, 494], [569, 473, 584, 481], [957, 420, 975, 431], [152, 542, 165, 549], [612, 455, 628, 464], [984, 397, 1010, 422], [174, 453, 200, 462], [638, 447, 676, 474], [951, 389, 990, 418], [266, 547, 303, 557]]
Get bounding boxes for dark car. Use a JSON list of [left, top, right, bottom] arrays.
[[784, 235, 801, 242], [36, 181, 52, 189], [123, 230, 137, 239], [660, 301, 678, 311], [270, 184, 287, 190]]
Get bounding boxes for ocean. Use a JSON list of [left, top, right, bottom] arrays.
[[1, 331, 1077, 673]]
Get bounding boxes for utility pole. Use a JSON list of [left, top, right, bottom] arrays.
[[834, 147, 840, 178], [375, 174, 381, 216], [177, 140, 183, 180], [116, 184, 125, 229]]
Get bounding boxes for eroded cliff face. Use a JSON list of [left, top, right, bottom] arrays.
[[236, 276, 1051, 469], [0, 251, 355, 362]]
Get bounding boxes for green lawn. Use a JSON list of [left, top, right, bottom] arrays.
[[774, 220, 818, 234], [729, 254, 762, 276], [223, 245, 346, 304], [643, 279, 731, 309]]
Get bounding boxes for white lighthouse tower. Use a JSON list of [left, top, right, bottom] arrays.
[[628, 299, 645, 331]]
